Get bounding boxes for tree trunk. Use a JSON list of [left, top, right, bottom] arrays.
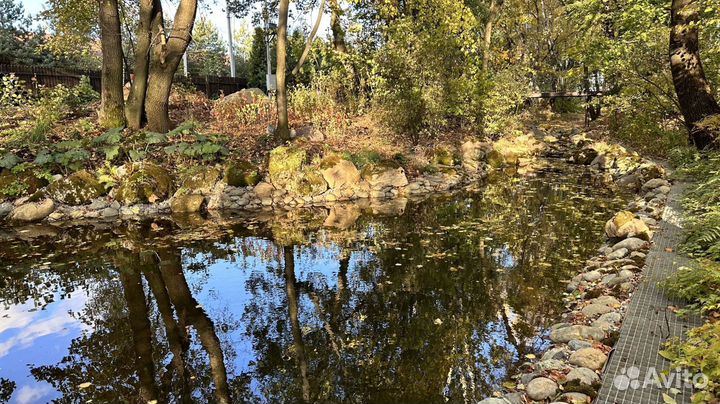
[[98, 0, 126, 128], [291, 0, 325, 76], [158, 248, 231, 404], [275, 0, 291, 141], [145, 0, 197, 133], [283, 245, 311, 403], [118, 255, 158, 403], [125, 0, 161, 129], [482, 0, 497, 71], [670, 0, 720, 149], [329, 0, 347, 53]]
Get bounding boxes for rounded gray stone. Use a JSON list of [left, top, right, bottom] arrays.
[[569, 347, 608, 370], [526, 377, 558, 401], [566, 367, 600, 385]]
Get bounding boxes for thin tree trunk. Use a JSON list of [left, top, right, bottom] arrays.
[[98, 0, 126, 128], [145, 0, 197, 133], [143, 262, 192, 404], [275, 0, 291, 141], [329, 0, 346, 53], [669, 0, 720, 149], [482, 0, 497, 71], [125, 0, 161, 129], [291, 0, 325, 76], [283, 245, 311, 403]]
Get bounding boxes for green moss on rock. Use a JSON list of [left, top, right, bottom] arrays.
[[224, 161, 260, 187], [430, 148, 456, 166], [116, 163, 172, 205], [47, 170, 105, 205], [176, 166, 220, 195], [268, 146, 306, 186], [286, 169, 328, 196]]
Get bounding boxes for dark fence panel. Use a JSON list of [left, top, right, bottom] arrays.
[[0, 64, 247, 98], [0, 64, 101, 95]]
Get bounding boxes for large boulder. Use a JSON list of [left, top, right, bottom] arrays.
[[170, 194, 205, 213], [461, 139, 491, 172], [176, 166, 220, 195], [286, 169, 328, 197], [429, 147, 456, 166], [224, 161, 260, 187], [47, 170, 105, 205], [320, 156, 360, 190], [115, 163, 173, 205], [361, 161, 408, 190], [9, 198, 55, 222], [268, 146, 306, 187], [572, 146, 599, 165], [217, 88, 268, 106], [605, 211, 653, 241]]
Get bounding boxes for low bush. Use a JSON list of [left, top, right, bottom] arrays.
[[660, 152, 720, 404]]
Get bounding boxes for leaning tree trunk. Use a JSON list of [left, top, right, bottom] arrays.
[[482, 0, 497, 71], [145, 0, 197, 133], [275, 0, 291, 141], [125, 0, 161, 129], [98, 0, 126, 128], [670, 0, 720, 149], [329, 0, 347, 53]]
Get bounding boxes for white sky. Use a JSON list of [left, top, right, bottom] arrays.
[[20, 0, 332, 44]]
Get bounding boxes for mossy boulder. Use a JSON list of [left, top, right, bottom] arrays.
[[115, 163, 172, 205], [224, 161, 260, 187], [268, 146, 306, 186], [605, 211, 653, 240], [177, 166, 220, 195], [47, 170, 105, 205], [170, 194, 206, 213], [361, 160, 408, 189], [430, 148, 456, 166], [0, 168, 49, 201], [486, 150, 506, 168], [286, 169, 328, 197]]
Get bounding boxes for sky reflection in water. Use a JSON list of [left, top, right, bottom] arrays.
[[0, 166, 627, 404]]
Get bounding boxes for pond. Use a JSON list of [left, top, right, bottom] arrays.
[[0, 162, 627, 404]]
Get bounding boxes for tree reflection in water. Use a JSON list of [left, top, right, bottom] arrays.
[[0, 167, 628, 403]]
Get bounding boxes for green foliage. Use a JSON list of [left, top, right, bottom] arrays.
[[661, 322, 720, 403], [662, 261, 720, 317], [371, 0, 487, 142], [0, 74, 27, 108], [163, 121, 229, 162], [1, 79, 99, 146], [675, 152, 720, 260], [609, 112, 687, 158]]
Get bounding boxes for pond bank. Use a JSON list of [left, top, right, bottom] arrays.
[[1, 123, 664, 227]]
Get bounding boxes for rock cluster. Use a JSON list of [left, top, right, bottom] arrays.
[[477, 159, 670, 404], [1, 139, 497, 223]]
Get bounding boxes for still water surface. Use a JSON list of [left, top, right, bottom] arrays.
[[0, 164, 626, 404]]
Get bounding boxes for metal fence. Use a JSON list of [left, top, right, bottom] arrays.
[[0, 64, 247, 98]]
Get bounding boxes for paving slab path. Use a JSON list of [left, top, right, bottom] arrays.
[[596, 182, 703, 404]]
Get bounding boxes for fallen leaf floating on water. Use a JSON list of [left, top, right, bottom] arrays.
[[78, 382, 92, 389]]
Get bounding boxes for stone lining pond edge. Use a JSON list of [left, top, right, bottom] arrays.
[[0, 128, 664, 227], [477, 179, 672, 402]]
